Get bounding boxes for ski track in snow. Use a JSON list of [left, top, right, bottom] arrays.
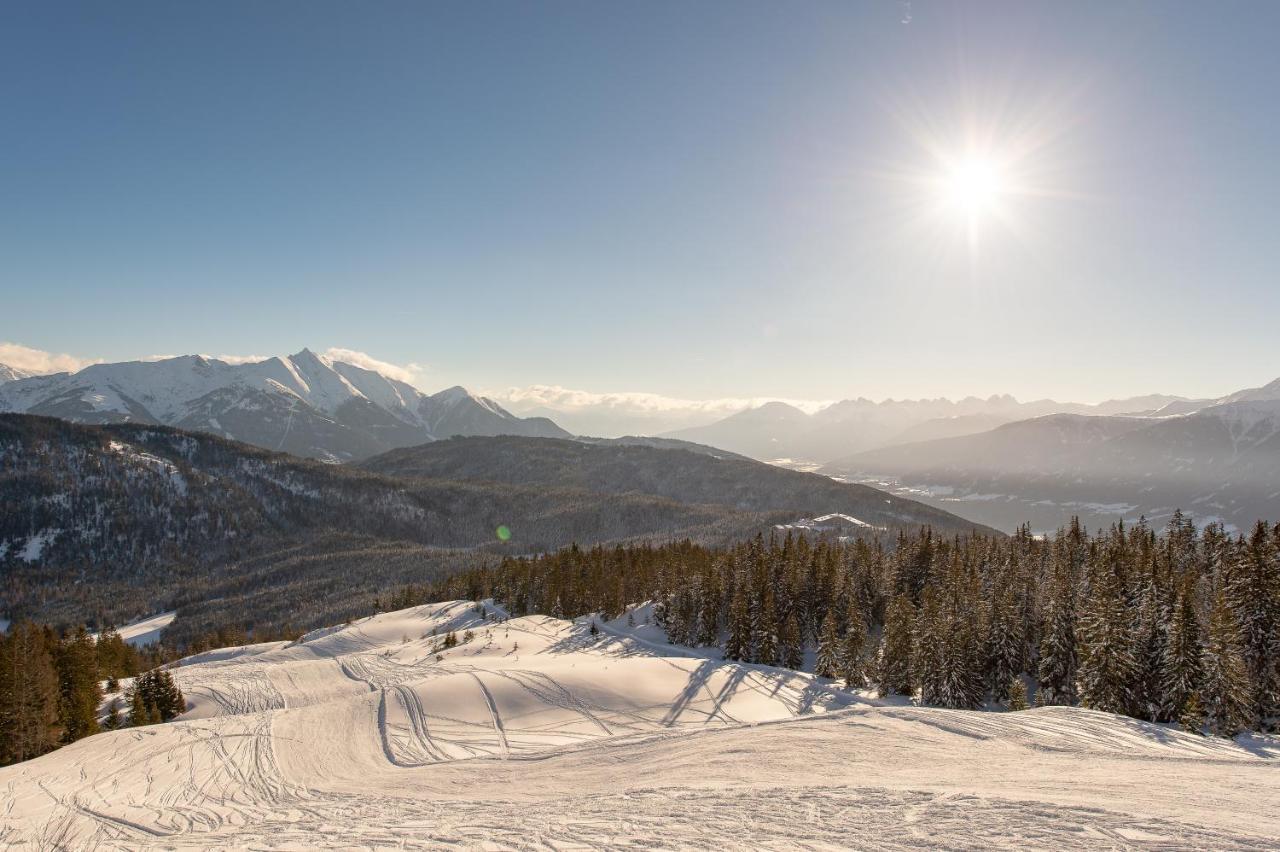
[[3, 600, 1279, 849]]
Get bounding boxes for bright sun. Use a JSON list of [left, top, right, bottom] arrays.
[[942, 156, 1006, 215]]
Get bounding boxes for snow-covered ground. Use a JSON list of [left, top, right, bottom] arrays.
[[91, 610, 178, 647], [3, 601, 1279, 849]]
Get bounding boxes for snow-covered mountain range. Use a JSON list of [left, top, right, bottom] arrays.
[[0, 350, 568, 461], [822, 378, 1280, 534]]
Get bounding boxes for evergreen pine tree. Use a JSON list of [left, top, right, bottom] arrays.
[[840, 606, 867, 688], [987, 582, 1022, 703], [0, 622, 60, 764], [1008, 678, 1028, 711], [1037, 562, 1078, 706], [1160, 580, 1203, 722], [1226, 522, 1280, 723], [723, 583, 752, 662], [779, 610, 804, 671], [877, 594, 916, 698], [1134, 577, 1172, 721], [1201, 589, 1252, 737], [1179, 692, 1205, 736], [940, 568, 987, 710], [914, 587, 946, 706], [1076, 561, 1137, 715], [129, 687, 149, 727], [754, 589, 779, 667], [814, 612, 840, 679], [55, 627, 101, 744]]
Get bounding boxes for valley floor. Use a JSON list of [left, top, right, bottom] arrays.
[[2, 602, 1278, 850]]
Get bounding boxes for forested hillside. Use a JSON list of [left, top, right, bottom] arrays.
[[0, 416, 759, 631], [1, 415, 985, 638], [360, 436, 996, 535]]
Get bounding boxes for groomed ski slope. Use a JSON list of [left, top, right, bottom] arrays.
[[2, 601, 1279, 849]]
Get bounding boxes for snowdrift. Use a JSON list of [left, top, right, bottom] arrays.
[[2, 601, 1278, 849]]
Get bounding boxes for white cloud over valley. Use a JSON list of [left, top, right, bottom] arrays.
[[0, 342, 101, 375], [492, 384, 830, 437]]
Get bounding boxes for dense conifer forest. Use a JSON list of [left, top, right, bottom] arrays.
[[0, 619, 305, 767], [425, 513, 1280, 736], [6, 512, 1277, 768], [0, 625, 184, 766]]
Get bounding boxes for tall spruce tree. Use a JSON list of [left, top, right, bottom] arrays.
[[1037, 561, 1078, 706], [814, 612, 841, 679], [1134, 578, 1172, 721], [755, 587, 779, 667], [840, 605, 867, 688], [1226, 522, 1280, 723], [0, 623, 60, 765], [1201, 589, 1253, 737], [987, 581, 1022, 703], [1076, 559, 1137, 715], [877, 594, 916, 698], [55, 628, 101, 744], [779, 610, 804, 671], [723, 583, 752, 662], [915, 587, 946, 706], [1161, 579, 1203, 722]]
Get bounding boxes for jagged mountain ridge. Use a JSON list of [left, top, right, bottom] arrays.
[[0, 350, 568, 461]]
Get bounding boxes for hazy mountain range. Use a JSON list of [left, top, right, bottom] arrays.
[[660, 392, 1192, 463], [822, 378, 1280, 534], [0, 350, 568, 461]]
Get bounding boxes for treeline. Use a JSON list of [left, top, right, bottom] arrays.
[[423, 512, 1280, 736], [0, 624, 182, 766]]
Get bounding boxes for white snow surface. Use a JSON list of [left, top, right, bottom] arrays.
[[3, 601, 1279, 849], [92, 611, 178, 648], [17, 528, 59, 563]]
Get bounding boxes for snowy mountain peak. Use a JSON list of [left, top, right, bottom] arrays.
[[432, 385, 475, 405], [0, 363, 32, 383], [0, 350, 569, 460], [1219, 376, 1280, 405]]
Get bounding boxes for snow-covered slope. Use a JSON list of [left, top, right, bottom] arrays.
[[90, 611, 178, 647], [0, 363, 31, 384], [3, 601, 1278, 848], [0, 350, 569, 460]]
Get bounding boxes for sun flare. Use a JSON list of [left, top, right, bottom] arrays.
[[943, 156, 1006, 214]]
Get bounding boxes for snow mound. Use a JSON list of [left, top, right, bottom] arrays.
[[93, 611, 177, 647], [2, 601, 1278, 848]]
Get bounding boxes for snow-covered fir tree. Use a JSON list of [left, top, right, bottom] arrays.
[[1201, 588, 1253, 737], [1076, 556, 1137, 715], [814, 612, 841, 679], [877, 594, 916, 698]]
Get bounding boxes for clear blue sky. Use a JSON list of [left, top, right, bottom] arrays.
[[3, 1, 1278, 403]]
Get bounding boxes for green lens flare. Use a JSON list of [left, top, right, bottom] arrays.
[[495, 525, 511, 542]]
